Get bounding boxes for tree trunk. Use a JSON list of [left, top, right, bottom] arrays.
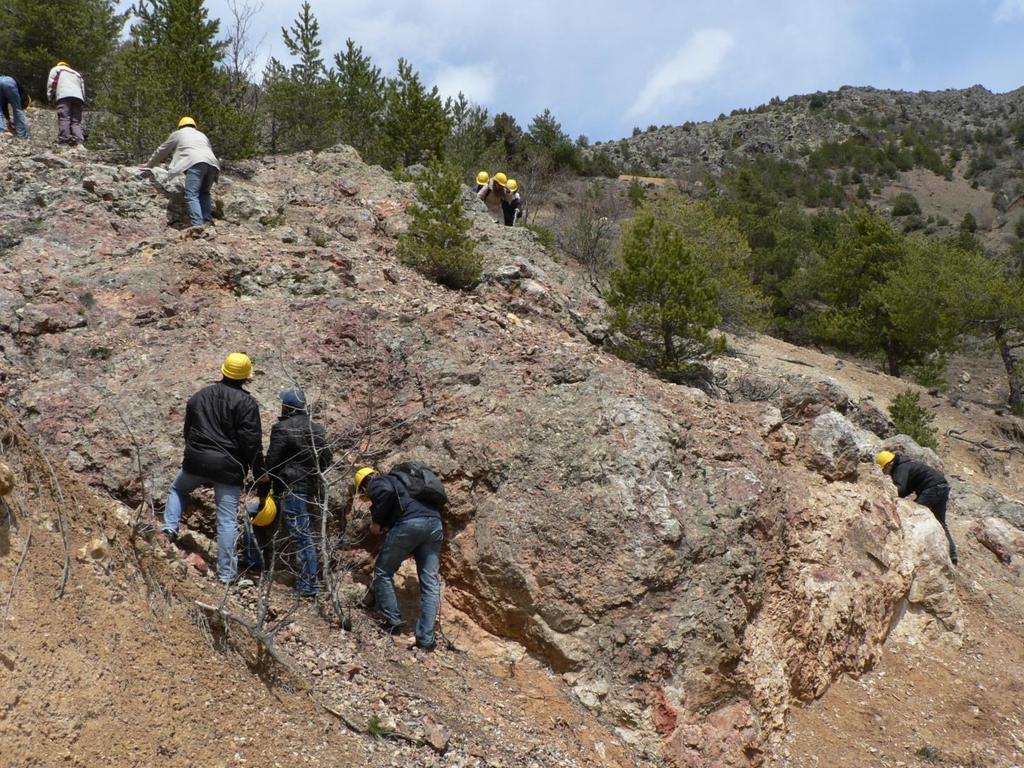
[[884, 343, 901, 378], [995, 325, 1023, 408]]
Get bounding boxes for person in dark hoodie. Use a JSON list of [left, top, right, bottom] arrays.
[[876, 450, 958, 565], [355, 466, 443, 650], [161, 353, 265, 585], [244, 387, 332, 597]]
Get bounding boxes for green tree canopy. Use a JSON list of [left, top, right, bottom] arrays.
[[370, 58, 451, 168], [333, 38, 384, 156], [607, 196, 725, 374], [0, 0, 126, 99], [99, 0, 256, 160], [397, 159, 481, 289]]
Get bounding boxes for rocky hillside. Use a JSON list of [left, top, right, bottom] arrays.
[[598, 84, 1024, 244], [3, 108, 1024, 766]]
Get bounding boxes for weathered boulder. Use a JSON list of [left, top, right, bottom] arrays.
[[887, 502, 962, 648], [972, 516, 1024, 564], [800, 410, 875, 481]]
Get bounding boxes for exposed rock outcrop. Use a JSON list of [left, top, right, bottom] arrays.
[[0, 118, 1004, 765]]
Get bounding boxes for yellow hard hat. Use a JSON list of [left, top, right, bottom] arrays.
[[493, 172, 508, 186], [251, 493, 277, 526], [56, 61, 68, 67], [355, 467, 377, 493], [178, 116, 197, 129], [507, 179, 518, 193], [476, 171, 489, 185], [221, 352, 253, 381], [875, 451, 896, 470]]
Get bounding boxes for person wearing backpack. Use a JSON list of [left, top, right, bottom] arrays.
[[355, 464, 445, 650]]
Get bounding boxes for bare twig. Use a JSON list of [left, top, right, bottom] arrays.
[[194, 600, 309, 687], [34, 443, 72, 597], [314, 697, 438, 751], [946, 428, 1024, 456], [1, 527, 32, 638]]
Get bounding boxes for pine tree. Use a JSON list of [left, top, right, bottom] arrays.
[[607, 198, 723, 374], [0, 0, 126, 99], [444, 93, 502, 181], [371, 58, 451, 169], [333, 38, 384, 155], [397, 159, 481, 289], [99, 0, 256, 160], [261, 1, 337, 153]]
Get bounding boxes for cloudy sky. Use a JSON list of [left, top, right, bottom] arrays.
[[157, 0, 1024, 142]]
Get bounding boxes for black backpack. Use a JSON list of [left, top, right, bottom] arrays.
[[388, 461, 448, 510]]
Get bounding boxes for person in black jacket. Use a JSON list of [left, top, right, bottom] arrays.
[[355, 466, 443, 650], [876, 451, 958, 564], [161, 353, 266, 584], [243, 388, 332, 596]]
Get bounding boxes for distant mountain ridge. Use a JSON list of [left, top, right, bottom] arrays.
[[597, 84, 1024, 185]]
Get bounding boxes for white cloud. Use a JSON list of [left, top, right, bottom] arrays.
[[628, 29, 736, 117], [432, 63, 497, 103], [995, 0, 1024, 21]]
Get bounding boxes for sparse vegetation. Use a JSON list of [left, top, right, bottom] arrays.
[[891, 192, 921, 216], [889, 390, 939, 450], [396, 159, 481, 289]]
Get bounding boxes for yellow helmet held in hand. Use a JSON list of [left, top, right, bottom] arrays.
[[476, 171, 489, 185], [493, 172, 508, 186], [251, 493, 277, 526], [875, 450, 896, 470], [221, 352, 253, 381], [178, 116, 197, 129], [507, 178, 518, 193], [355, 467, 377, 493]]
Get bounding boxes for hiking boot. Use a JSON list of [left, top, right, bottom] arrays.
[[411, 639, 436, 652], [377, 619, 406, 637], [158, 529, 178, 547]]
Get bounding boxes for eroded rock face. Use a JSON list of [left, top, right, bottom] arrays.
[[0, 132, 973, 765]]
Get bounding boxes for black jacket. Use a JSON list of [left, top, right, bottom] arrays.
[[366, 475, 441, 529], [181, 380, 264, 485], [889, 455, 946, 499], [501, 193, 522, 226], [265, 408, 332, 495]]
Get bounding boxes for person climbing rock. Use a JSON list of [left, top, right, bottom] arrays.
[[46, 61, 86, 146], [355, 465, 444, 650], [0, 75, 30, 139], [876, 450, 959, 565], [474, 170, 489, 192], [477, 171, 510, 223], [502, 178, 523, 226], [243, 388, 332, 597], [161, 353, 266, 585], [143, 116, 221, 229]]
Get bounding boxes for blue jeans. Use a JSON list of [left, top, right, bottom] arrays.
[[163, 469, 241, 583], [0, 77, 28, 139], [242, 492, 319, 596], [184, 162, 217, 226], [374, 516, 443, 647]]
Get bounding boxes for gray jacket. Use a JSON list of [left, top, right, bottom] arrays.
[[146, 127, 221, 178]]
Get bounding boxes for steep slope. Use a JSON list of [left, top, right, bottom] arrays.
[[3, 108, 1024, 766]]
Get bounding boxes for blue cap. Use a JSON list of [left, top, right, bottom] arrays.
[[279, 387, 307, 408]]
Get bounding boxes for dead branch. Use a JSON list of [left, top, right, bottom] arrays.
[[33, 441, 72, 597], [1, 527, 32, 638], [946, 428, 1024, 455], [194, 600, 309, 688], [314, 697, 439, 751]]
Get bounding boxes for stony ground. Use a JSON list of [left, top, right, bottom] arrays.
[[3, 108, 1024, 767]]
